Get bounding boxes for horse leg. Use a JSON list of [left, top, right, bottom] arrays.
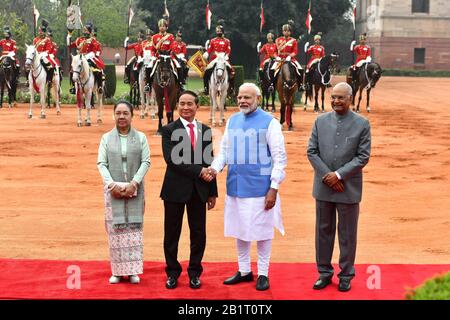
[[280, 103, 286, 125], [366, 88, 371, 113], [54, 77, 61, 115], [321, 86, 326, 113], [357, 88, 363, 113], [219, 92, 226, 126], [0, 82, 3, 108], [40, 86, 46, 119], [97, 90, 103, 123], [28, 77, 33, 118], [85, 90, 92, 126], [314, 86, 319, 113]]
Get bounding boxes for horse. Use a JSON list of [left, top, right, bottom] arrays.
[[0, 55, 16, 108], [128, 65, 140, 111], [71, 54, 103, 127], [260, 58, 276, 112], [139, 51, 156, 120], [209, 52, 229, 127], [346, 62, 382, 113], [276, 59, 298, 131], [152, 53, 179, 134], [24, 44, 61, 119], [304, 53, 340, 113]]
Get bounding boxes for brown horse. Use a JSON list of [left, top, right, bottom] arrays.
[[346, 62, 382, 113], [276, 60, 298, 131], [153, 54, 179, 134]]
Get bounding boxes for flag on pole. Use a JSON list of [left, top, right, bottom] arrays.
[[33, 5, 40, 29], [128, 6, 134, 27], [305, 0, 312, 34], [351, 5, 356, 30], [164, 0, 170, 18], [260, 1, 265, 33], [206, 1, 212, 30]]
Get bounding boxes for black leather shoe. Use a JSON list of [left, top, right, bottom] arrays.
[[166, 276, 177, 289], [69, 87, 76, 95], [338, 278, 351, 292], [313, 276, 332, 290], [256, 275, 270, 291], [223, 271, 254, 285], [189, 276, 201, 289]]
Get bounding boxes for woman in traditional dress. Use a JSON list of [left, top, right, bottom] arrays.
[[97, 100, 150, 284]]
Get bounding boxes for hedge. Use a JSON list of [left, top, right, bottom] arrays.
[[406, 271, 450, 300]]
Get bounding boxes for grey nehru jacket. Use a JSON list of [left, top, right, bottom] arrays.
[[307, 110, 371, 204]]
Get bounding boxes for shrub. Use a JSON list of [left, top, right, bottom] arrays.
[[406, 271, 450, 300], [233, 65, 244, 93]]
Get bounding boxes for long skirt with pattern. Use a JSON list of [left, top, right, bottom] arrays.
[[104, 185, 144, 276]]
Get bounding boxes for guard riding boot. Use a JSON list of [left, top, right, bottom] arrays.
[[258, 70, 264, 86], [97, 72, 104, 94], [69, 72, 76, 94], [177, 68, 184, 90], [203, 70, 210, 94], [25, 70, 30, 87]]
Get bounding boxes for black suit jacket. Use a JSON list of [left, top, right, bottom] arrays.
[[160, 118, 218, 203]]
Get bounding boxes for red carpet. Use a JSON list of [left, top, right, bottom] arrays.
[[0, 259, 448, 300]]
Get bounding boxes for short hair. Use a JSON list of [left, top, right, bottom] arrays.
[[113, 99, 134, 116], [239, 82, 261, 97], [333, 82, 353, 97], [178, 90, 199, 105]]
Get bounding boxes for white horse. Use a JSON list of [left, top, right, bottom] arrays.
[[24, 44, 61, 119], [71, 54, 103, 127], [139, 51, 156, 119], [208, 52, 229, 127]]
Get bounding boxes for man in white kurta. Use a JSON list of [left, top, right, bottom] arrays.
[[210, 83, 287, 291]]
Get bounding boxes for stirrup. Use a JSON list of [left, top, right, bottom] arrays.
[[144, 85, 150, 93], [69, 87, 76, 95]]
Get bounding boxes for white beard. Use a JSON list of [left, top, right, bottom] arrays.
[[240, 104, 257, 115]]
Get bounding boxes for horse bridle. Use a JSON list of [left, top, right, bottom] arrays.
[[72, 55, 90, 89], [157, 55, 172, 88], [25, 50, 43, 80]]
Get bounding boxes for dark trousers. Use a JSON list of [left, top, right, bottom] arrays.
[[315, 200, 360, 280], [163, 189, 206, 279]]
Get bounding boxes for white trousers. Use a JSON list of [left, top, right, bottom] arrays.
[[237, 239, 272, 277]]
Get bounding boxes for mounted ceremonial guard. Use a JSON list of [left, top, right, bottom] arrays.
[[27, 20, 55, 85], [124, 30, 144, 84], [68, 22, 105, 94], [273, 20, 304, 91], [349, 33, 372, 87], [0, 26, 20, 78], [202, 21, 234, 95], [171, 28, 189, 88], [147, 18, 184, 91], [257, 32, 277, 85], [304, 32, 326, 88]]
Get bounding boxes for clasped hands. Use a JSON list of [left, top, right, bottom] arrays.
[[322, 172, 345, 193], [109, 181, 138, 199], [200, 167, 217, 183]]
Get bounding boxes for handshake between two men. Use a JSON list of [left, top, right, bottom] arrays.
[[198, 167, 278, 211]]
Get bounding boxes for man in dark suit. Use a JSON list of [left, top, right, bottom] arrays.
[[160, 90, 218, 290], [307, 82, 371, 292]]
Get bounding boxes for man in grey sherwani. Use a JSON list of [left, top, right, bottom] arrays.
[[307, 82, 371, 292]]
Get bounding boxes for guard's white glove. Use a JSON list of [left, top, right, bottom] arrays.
[[257, 41, 261, 53], [177, 53, 185, 59], [85, 52, 95, 60], [366, 56, 372, 62], [224, 54, 229, 61], [275, 56, 282, 62], [7, 51, 15, 58], [124, 37, 129, 48], [203, 52, 209, 60], [304, 42, 310, 53], [286, 56, 292, 62], [350, 40, 356, 51], [41, 51, 48, 58], [137, 56, 144, 63], [66, 34, 71, 46]]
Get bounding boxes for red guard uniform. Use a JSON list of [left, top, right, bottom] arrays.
[[306, 44, 325, 69], [207, 36, 231, 62], [276, 36, 298, 61], [0, 38, 17, 59], [151, 32, 174, 56], [259, 42, 277, 69], [171, 41, 187, 56], [353, 44, 371, 65]]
